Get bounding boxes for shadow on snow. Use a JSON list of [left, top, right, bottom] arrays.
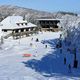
[[22, 39, 79, 77]]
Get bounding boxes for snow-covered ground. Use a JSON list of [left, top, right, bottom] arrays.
[[0, 31, 80, 80]]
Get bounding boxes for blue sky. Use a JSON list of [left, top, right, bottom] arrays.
[[0, 0, 80, 12]]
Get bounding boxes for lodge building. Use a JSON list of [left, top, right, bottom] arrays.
[[0, 16, 38, 39], [36, 19, 61, 32]]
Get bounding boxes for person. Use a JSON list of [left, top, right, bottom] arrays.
[[31, 38, 33, 41], [30, 43, 32, 46], [67, 48, 70, 52], [45, 44, 47, 48], [60, 34, 62, 39], [64, 57, 66, 64], [59, 40, 62, 48], [68, 64, 71, 73], [36, 38, 39, 42], [60, 48, 62, 53]]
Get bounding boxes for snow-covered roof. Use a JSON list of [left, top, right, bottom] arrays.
[[0, 16, 37, 30], [16, 20, 27, 23], [36, 18, 62, 21], [1, 16, 23, 24], [0, 23, 37, 30]]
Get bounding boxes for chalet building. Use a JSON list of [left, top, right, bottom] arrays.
[[0, 16, 38, 39], [36, 19, 61, 32]]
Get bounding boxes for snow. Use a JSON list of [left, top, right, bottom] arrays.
[[0, 31, 80, 80], [36, 18, 62, 21], [0, 27, 3, 37], [0, 16, 37, 30], [1, 16, 23, 24]]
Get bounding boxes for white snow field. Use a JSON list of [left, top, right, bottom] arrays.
[[0, 31, 80, 80]]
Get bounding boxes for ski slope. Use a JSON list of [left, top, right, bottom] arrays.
[[0, 31, 80, 80]]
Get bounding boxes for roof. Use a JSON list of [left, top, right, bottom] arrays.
[[1, 16, 23, 24], [16, 20, 27, 23], [0, 22, 37, 30], [36, 18, 62, 21], [0, 16, 37, 30]]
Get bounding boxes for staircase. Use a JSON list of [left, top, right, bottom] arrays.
[[4, 33, 12, 39]]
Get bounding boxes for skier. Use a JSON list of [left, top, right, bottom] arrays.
[[68, 64, 71, 73], [36, 38, 39, 42], [60, 34, 62, 39], [30, 43, 32, 46], [45, 44, 47, 48], [64, 57, 66, 64], [60, 48, 62, 53], [31, 38, 33, 41]]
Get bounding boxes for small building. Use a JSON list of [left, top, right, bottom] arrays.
[[0, 16, 38, 39], [36, 18, 61, 32]]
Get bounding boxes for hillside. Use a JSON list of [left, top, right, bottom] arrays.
[[0, 5, 54, 22], [0, 5, 78, 22]]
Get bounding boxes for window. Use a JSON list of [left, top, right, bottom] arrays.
[[15, 30, 19, 33], [25, 23, 27, 25], [54, 25, 58, 28], [17, 23, 20, 26], [26, 29, 28, 31], [3, 30, 7, 32], [21, 29, 24, 32], [21, 23, 23, 26]]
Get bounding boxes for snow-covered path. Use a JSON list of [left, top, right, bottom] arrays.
[[0, 31, 80, 80]]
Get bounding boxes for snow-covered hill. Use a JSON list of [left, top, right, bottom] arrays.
[[0, 5, 77, 22]]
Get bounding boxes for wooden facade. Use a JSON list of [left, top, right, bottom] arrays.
[[2, 27, 38, 39], [36, 19, 60, 32]]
